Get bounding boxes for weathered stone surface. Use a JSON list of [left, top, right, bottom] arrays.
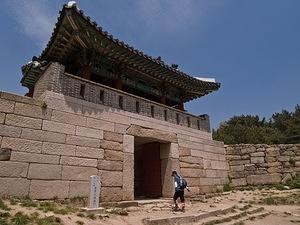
[[97, 159, 123, 171], [1, 137, 42, 153], [179, 147, 191, 156], [0, 112, 5, 124], [42, 142, 76, 156], [246, 173, 282, 185], [100, 140, 122, 151], [161, 158, 180, 198], [114, 123, 129, 134], [229, 160, 250, 166], [211, 160, 228, 170], [281, 173, 292, 184], [5, 114, 42, 129], [266, 148, 280, 156], [98, 170, 123, 187], [199, 185, 217, 194], [43, 120, 75, 135], [30, 180, 69, 199], [122, 153, 134, 200], [87, 118, 114, 132], [180, 161, 200, 169], [180, 156, 203, 166], [101, 187, 123, 202], [244, 164, 256, 171], [265, 156, 276, 163], [11, 152, 59, 164], [241, 147, 256, 154], [250, 152, 265, 157], [229, 171, 244, 178], [28, 164, 62, 180], [1, 92, 42, 106], [230, 165, 244, 172], [205, 169, 218, 178], [267, 167, 281, 173], [14, 102, 51, 120], [0, 98, 15, 113], [0, 148, 11, 161], [231, 178, 247, 187], [21, 128, 66, 144], [0, 161, 28, 177], [62, 166, 98, 181], [66, 135, 100, 148], [0, 124, 21, 138], [104, 150, 123, 161], [126, 125, 177, 143], [251, 157, 265, 164], [123, 135, 134, 153], [76, 126, 103, 139], [181, 168, 205, 178], [69, 181, 89, 198], [226, 155, 241, 160], [278, 156, 290, 162], [0, 178, 30, 197], [51, 110, 87, 126], [60, 156, 97, 167], [104, 131, 123, 143], [76, 146, 104, 159]]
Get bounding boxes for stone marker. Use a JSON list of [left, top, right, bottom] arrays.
[[88, 175, 101, 209], [83, 175, 105, 214]]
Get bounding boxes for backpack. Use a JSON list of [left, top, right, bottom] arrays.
[[179, 177, 188, 189]]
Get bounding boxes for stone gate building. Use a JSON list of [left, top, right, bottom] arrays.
[[0, 2, 228, 201]]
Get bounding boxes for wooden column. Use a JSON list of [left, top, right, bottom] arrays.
[[160, 96, 166, 104], [114, 77, 123, 90], [177, 101, 185, 111], [80, 65, 91, 80], [25, 87, 34, 98]]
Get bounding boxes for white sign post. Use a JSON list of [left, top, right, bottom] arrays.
[[88, 175, 101, 209]]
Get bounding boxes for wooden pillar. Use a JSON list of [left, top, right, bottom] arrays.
[[114, 77, 123, 90], [160, 96, 166, 104], [25, 87, 34, 98], [177, 101, 185, 111], [80, 65, 91, 80]]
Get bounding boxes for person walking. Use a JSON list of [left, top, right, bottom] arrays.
[[171, 170, 190, 212]]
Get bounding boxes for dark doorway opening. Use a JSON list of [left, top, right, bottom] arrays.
[[134, 141, 162, 199]]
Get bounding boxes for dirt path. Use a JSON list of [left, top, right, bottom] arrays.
[[1, 189, 300, 225]]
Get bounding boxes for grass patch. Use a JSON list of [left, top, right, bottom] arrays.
[[76, 213, 85, 217], [0, 199, 10, 211], [260, 193, 300, 205], [20, 197, 38, 208], [107, 208, 128, 216], [38, 201, 75, 215], [11, 212, 31, 225], [36, 216, 62, 225], [87, 214, 96, 220], [223, 183, 232, 192]]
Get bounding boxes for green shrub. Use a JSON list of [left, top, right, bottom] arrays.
[[223, 183, 232, 192]]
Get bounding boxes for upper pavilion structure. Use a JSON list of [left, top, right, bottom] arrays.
[[21, 1, 220, 111]]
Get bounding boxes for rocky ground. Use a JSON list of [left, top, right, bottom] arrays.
[[1, 188, 300, 225]]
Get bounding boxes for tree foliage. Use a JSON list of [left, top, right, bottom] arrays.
[[213, 105, 300, 144]]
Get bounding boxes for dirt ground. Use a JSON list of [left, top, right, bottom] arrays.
[[1, 189, 300, 225]]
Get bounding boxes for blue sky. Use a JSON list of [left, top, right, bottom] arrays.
[[0, 0, 299, 129]]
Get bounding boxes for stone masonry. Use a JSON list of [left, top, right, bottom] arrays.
[[0, 63, 228, 201], [225, 144, 300, 187]]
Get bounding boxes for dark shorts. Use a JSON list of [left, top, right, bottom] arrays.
[[173, 190, 185, 202]]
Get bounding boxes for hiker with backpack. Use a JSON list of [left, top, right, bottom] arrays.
[[171, 170, 190, 212]]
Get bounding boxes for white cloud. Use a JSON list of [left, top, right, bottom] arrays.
[[6, 0, 57, 48], [134, 0, 223, 33]]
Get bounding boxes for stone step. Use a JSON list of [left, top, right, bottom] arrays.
[[100, 199, 172, 208], [200, 206, 265, 225], [143, 205, 236, 225]]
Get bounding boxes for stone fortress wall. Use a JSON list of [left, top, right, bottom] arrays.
[[225, 144, 300, 187], [0, 63, 228, 201]]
